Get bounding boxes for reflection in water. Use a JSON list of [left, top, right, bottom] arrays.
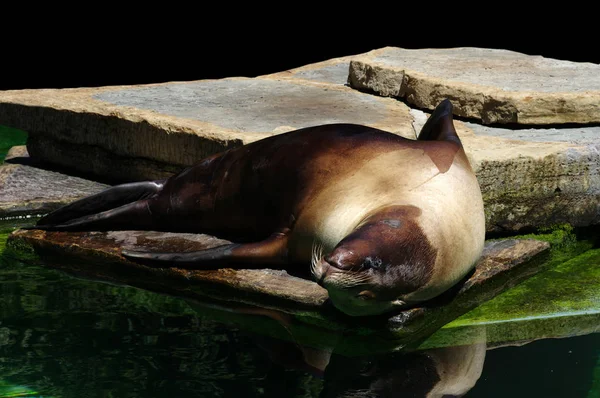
[[322, 344, 485, 398], [1, 241, 599, 397], [0, 246, 488, 397], [247, 323, 486, 398]]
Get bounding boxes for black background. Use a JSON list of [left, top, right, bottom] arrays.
[[2, 12, 594, 90]]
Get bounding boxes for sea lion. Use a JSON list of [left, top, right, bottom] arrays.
[[34, 99, 485, 316]]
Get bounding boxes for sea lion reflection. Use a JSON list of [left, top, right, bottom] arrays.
[[320, 344, 486, 398]]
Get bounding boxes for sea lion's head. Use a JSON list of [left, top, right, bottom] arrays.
[[312, 205, 437, 316]]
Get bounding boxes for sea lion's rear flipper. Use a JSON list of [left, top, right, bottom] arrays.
[[34, 199, 156, 231], [417, 99, 461, 144], [35, 180, 164, 227], [121, 232, 290, 269]]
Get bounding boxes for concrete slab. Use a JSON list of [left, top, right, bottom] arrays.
[[0, 49, 599, 231], [265, 54, 358, 85], [0, 150, 108, 219], [93, 79, 408, 133], [0, 77, 414, 182], [349, 47, 600, 124], [411, 109, 600, 231]]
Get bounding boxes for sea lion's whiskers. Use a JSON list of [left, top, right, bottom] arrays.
[[310, 241, 325, 279], [326, 270, 372, 288], [317, 242, 324, 263]]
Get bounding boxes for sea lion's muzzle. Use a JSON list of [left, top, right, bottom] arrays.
[[312, 247, 359, 283], [314, 258, 336, 287], [314, 256, 371, 290]]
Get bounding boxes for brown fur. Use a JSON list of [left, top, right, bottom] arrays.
[[36, 100, 485, 316]]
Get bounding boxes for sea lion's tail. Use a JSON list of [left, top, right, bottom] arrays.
[[417, 99, 461, 144], [32, 180, 164, 231]]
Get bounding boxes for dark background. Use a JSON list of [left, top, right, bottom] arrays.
[[2, 15, 594, 91]]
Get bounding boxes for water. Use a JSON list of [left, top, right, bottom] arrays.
[[0, 224, 599, 398], [469, 334, 600, 397], [0, 126, 27, 163]]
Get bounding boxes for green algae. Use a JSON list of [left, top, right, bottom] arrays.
[[449, 247, 600, 326], [504, 224, 593, 265], [0, 227, 18, 256], [0, 221, 38, 262], [416, 225, 600, 349], [457, 224, 598, 324], [0, 125, 27, 164]]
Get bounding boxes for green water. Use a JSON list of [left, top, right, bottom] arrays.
[[0, 126, 27, 163], [0, 223, 599, 397]]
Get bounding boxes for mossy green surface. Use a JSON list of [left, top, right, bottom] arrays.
[[0, 225, 19, 254], [0, 125, 27, 164], [0, 221, 38, 260], [418, 226, 600, 349], [450, 228, 598, 326], [492, 224, 593, 271]]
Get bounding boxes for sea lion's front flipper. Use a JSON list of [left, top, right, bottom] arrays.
[[121, 232, 290, 269], [417, 99, 460, 144]]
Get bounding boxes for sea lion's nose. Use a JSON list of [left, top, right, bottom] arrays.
[[325, 249, 356, 271], [324, 255, 342, 270]]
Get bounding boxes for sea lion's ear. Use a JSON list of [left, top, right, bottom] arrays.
[[417, 99, 460, 144]]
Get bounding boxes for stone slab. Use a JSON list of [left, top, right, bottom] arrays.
[[349, 47, 600, 124], [0, 77, 414, 182], [411, 109, 600, 232], [7, 228, 550, 349], [264, 54, 359, 85], [0, 154, 109, 219], [4, 144, 28, 160], [1, 49, 599, 232]]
